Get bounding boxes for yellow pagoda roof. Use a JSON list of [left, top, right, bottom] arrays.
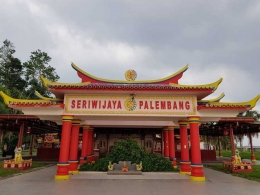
[[197, 95, 260, 110], [169, 78, 223, 91], [72, 62, 188, 84], [0, 91, 62, 106], [198, 93, 225, 103]]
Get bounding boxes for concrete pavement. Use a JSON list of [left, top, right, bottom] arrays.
[[0, 165, 260, 195]]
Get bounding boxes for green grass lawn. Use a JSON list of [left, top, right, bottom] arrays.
[[216, 150, 260, 160], [206, 164, 260, 182], [0, 162, 48, 178]]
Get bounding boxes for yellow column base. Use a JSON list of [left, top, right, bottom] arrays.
[[190, 176, 206, 182], [69, 170, 79, 174], [55, 174, 70, 180], [173, 166, 178, 169], [252, 159, 256, 162], [180, 171, 191, 175]]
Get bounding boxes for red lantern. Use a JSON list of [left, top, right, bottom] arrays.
[[223, 130, 229, 136]]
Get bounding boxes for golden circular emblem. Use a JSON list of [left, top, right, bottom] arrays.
[[125, 70, 137, 81], [124, 98, 136, 111]]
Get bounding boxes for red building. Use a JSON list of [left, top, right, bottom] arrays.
[[1, 63, 259, 181]]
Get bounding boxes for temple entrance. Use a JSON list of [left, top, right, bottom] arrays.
[[94, 127, 162, 155], [98, 140, 107, 154]]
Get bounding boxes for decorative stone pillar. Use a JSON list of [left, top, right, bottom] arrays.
[[179, 120, 191, 175], [168, 126, 177, 168], [163, 127, 169, 158], [80, 125, 89, 165], [188, 116, 205, 182], [55, 115, 73, 180], [87, 127, 94, 163], [68, 119, 81, 174]]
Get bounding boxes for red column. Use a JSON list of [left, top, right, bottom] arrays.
[[163, 127, 169, 158], [188, 116, 205, 182], [69, 119, 81, 174], [168, 126, 177, 168], [87, 127, 94, 163], [80, 125, 89, 165], [229, 125, 236, 162], [179, 120, 191, 175], [29, 134, 34, 156], [17, 122, 25, 148], [55, 115, 73, 180], [249, 133, 256, 162], [218, 136, 222, 158]]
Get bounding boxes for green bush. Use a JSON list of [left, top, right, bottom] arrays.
[[79, 138, 179, 172], [107, 138, 146, 164], [79, 157, 111, 171]]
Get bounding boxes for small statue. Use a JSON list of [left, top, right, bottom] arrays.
[[136, 161, 143, 171], [234, 149, 242, 165], [108, 161, 114, 170], [14, 147, 23, 163], [121, 161, 128, 172]]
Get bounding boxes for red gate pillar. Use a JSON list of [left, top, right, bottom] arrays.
[[69, 119, 81, 174], [188, 116, 205, 182], [80, 125, 89, 165], [87, 127, 94, 163], [179, 120, 191, 175], [168, 126, 177, 168], [163, 127, 169, 158], [55, 115, 73, 180], [249, 133, 256, 162]]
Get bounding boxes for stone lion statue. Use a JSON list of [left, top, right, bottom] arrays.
[[14, 147, 23, 163]]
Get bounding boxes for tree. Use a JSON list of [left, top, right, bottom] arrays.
[[237, 110, 260, 146], [237, 110, 260, 121], [23, 49, 60, 98], [0, 40, 26, 99]]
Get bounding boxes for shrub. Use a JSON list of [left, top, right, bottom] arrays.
[[79, 138, 179, 172]]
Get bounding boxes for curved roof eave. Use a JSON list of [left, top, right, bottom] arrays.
[[71, 62, 188, 84]]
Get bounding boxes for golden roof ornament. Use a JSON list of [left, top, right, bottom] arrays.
[[125, 70, 137, 81]]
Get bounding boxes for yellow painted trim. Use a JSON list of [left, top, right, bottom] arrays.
[[170, 78, 223, 91], [190, 176, 206, 182], [82, 125, 90, 129], [198, 93, 225, 103], [72, 62, 188, 84], [180, 171, 191, 175], [252, 159, 256, 162], [72, 119, 81, 125], [0, 91, 56, 105], [55, 174, 70, 180], [191, 165, 203, 168], [180, 162, 191, 164], [168, 126, 174, 131], [204, 95, 260, 108], [40, 75, 90, 88], [69, 170, 79, 174], [34, 91, 62, 101], [173, 166, 178, 168], [57, 163, 70, 166]]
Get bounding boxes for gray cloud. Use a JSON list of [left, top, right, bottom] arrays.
[[1, 0, 260, 105]]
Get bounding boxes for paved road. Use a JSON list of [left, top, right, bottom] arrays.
[[0, 165, 260, 195]]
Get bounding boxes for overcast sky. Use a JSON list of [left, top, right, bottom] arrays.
[[1, 0, 260, 145]]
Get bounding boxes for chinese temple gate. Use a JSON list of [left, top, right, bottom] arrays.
[[1, 63, 259, 181]]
